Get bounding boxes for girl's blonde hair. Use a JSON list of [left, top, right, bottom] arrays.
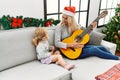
[[61, 14, 79, 34], [32, 27, 47, 47]]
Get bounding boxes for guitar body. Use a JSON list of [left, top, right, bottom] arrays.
[[60, 29, 90, 59]]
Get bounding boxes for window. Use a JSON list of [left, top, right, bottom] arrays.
[[44, 0, 89, 27], [98, 0, 120, 27]]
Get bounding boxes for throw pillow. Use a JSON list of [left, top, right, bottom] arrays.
[[79, 26, 106, 45], [88, 31, 106, 45]]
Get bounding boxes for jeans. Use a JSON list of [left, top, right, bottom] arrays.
[[79, 45, 119, 60]]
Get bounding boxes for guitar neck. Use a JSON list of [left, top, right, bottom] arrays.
[[80, 17, 100, 37]]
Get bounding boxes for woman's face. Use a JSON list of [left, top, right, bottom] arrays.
[[62, 14, 68, 25]]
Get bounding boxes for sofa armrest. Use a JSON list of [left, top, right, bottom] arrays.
[[100, 40, 117, 55]]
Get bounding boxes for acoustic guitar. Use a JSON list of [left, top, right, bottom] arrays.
[[60, 10, 108, 59]]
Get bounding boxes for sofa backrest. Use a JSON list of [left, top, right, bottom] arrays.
[[0, 27, 55, 71], [45, 27, 56, 46]]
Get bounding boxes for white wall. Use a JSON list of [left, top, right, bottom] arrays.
[[0, 0, 44, 18], [88, 0, 102, 32], [88, 0, 106, 32], [88, 0, 100, 25]]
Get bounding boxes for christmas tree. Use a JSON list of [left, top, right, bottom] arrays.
[[102, 3, 120, 53]]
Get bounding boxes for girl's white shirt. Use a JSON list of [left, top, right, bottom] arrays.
[[36, 40, 50, 60]]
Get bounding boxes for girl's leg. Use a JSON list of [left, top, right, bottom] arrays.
[[51, 54, 75, 70], [80, 45, 119, 60], [52, 54, 66, 66]]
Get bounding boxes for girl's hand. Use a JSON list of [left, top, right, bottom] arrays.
[[49, 46, 55, 55], [54, 50, 60, 55], [49, 46, 55, 51]]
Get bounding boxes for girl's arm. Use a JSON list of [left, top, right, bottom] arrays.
[[49, 46, 55, 55]]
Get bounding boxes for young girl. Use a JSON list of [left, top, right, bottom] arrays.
[[32, 27, 75, 70]]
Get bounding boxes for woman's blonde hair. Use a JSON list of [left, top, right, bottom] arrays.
[[32, 27, 47, 47], [61, 14, 79, 34]]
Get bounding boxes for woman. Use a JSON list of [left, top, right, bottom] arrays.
[[54, 6, 120, 60]]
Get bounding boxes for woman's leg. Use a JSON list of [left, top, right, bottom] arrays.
[[80, 45, 119, 60], [97, 46, 112, 53]]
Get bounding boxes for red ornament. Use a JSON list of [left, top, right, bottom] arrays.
[[114, 35, 118, 39], [11, 17, 23, 28], [45, 21, 52, 27], [11, 22, 17, 28], [12, 18, 17, 22], [18, 18, 22, 23]]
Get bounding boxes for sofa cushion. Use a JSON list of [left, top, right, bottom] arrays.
[[65, 57, 120, 80], [0, 27, 56, 71], [80, 26, 106, 45], [0, 60, 71, 80], [88, 31, 106, 45], [0, 27, 37, 71]]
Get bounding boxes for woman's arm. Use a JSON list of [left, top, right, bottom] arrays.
[[54, 25, 84, 49], [54, 25, 67, 49]]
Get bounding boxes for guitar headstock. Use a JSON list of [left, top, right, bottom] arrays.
[[98, 10, 108, 19], [89, 10, 108, 28]]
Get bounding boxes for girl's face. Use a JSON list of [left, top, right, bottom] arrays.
[[62, 14, 68, 25]]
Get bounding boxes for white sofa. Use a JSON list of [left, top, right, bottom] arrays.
[[0, 27, 119, 80]]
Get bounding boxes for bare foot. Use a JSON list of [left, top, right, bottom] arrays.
[[64, 64, 75, 70]]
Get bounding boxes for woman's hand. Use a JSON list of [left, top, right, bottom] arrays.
[[67, 41, 84, 48], [91, 22, 97, 28]]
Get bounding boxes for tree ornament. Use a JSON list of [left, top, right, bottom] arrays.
[[118, 30, 120, 34], [114, 35, 119, 39], [117, 3, 120, 6]]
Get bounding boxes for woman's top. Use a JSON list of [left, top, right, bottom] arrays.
[[55, 24, 73, 49], [36, 40, 51, 60], [54, 24, 92, 49]]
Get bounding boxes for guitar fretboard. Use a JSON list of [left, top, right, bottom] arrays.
[[79, 17, 100, 38]]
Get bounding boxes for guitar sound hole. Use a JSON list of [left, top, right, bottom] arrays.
[[70, 47, 75, 52], [75, 36, 83, 42]]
